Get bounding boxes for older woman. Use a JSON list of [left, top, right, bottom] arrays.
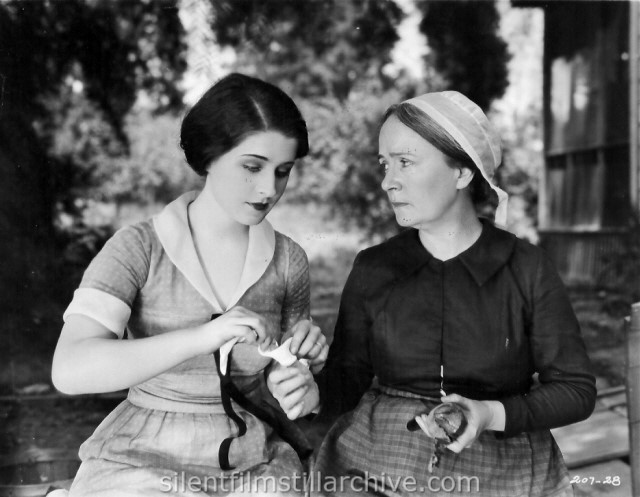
[[312, 92, 596, 496]]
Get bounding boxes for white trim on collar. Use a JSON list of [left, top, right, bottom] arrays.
[[152, 191, 277, 373]]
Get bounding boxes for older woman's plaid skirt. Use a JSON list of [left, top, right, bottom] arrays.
[[311, 386, 574, 497]]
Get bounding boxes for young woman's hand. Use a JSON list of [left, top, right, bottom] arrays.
[[197, 306, 268, 353], [426, 394, 504, 453], [285, 319, 328, 374], [266, 361, 319, 420]]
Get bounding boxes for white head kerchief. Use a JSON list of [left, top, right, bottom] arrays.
[[403, 91, 508, 227]]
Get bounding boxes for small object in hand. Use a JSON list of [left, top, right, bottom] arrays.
[[407, 402, 468, 473], [258, 337, 309, 368], [407, 402, 467, 443], [258, 338, 297, 366]]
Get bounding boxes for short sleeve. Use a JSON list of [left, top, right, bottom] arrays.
[[280, 237, 310, 334], [63, 224, 152, 337]]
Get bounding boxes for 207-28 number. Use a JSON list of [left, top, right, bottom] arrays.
[[570, 476, 620, 486]]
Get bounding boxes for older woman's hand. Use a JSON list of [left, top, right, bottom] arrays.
[[285, 319, 329, 374], [434, 394, 505, 453], [266, 361, 319, 420]]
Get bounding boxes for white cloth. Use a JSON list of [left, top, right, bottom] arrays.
[[403, 91, 509, 227]]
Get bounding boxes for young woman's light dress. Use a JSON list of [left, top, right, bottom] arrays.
[[64, 192, 310, 496]]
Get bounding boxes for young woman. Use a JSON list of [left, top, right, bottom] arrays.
[[312, 91, 596, 496], [51, 73, 328, 496]]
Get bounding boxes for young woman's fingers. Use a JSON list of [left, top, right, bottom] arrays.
[[226, 319, 265, 343], [302, 330, 327, 360], [259, 336, 273, 352], [289, 320, 323, 356], [243, 318, 268, 342], [287, 320, 311, 355], [301, 330, 325, 359], [232, 326, 256, 344], [309, 342, 329, 365], [225, 307, 268, 341], [308, 346, 329, 375]]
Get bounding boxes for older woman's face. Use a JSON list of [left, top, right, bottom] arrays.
[[379, 115, 464, 229]]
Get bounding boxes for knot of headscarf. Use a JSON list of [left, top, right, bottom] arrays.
[[403, 91, 508, 227]]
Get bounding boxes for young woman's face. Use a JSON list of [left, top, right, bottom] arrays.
[[378, 115, 468, 229], [205, 131, 298, 225]]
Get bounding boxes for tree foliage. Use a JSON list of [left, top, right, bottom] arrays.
[[97, 111, 203, 205], [1, 0, 185, 125], [209, 0, 404, 100], [289, 92, 397, 237], [1, 0, 188, 220], [418, 0, 510, 110], [0, 0, 186, 309]]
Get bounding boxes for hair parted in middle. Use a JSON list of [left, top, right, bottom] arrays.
[[180, 73, 309, 176]]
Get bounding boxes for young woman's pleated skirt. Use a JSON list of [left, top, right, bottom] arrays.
[[311, 386, 574, 497], [68, 397, 306, 497]]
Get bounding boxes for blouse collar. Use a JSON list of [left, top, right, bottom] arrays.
[[396, 218, 516, 287], [457, 219, 516, 286], [152, 191, 276, 312]]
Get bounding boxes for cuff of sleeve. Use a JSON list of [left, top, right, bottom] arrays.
[[63, 288, 131, 339], [312, 372, 333, 422], [497, 396, 527, 438]]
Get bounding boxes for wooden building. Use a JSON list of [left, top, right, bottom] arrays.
[[517, 0, 640, 288]]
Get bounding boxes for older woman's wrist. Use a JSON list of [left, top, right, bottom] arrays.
[[309, 378, 321, 414], [300, 381, 320, 417], [485, 400, 506, 431]]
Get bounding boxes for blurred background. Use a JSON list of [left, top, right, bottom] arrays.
[[0, 0, 637, 490]]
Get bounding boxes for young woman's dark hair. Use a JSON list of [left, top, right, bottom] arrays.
[[180, 73, 309, 176], [383, 103, 494, 207]]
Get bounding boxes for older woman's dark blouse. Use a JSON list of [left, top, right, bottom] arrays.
[[317, 221, 596, 438]]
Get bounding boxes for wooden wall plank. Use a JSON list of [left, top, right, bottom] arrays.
[[552, 410, 629, 468]]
